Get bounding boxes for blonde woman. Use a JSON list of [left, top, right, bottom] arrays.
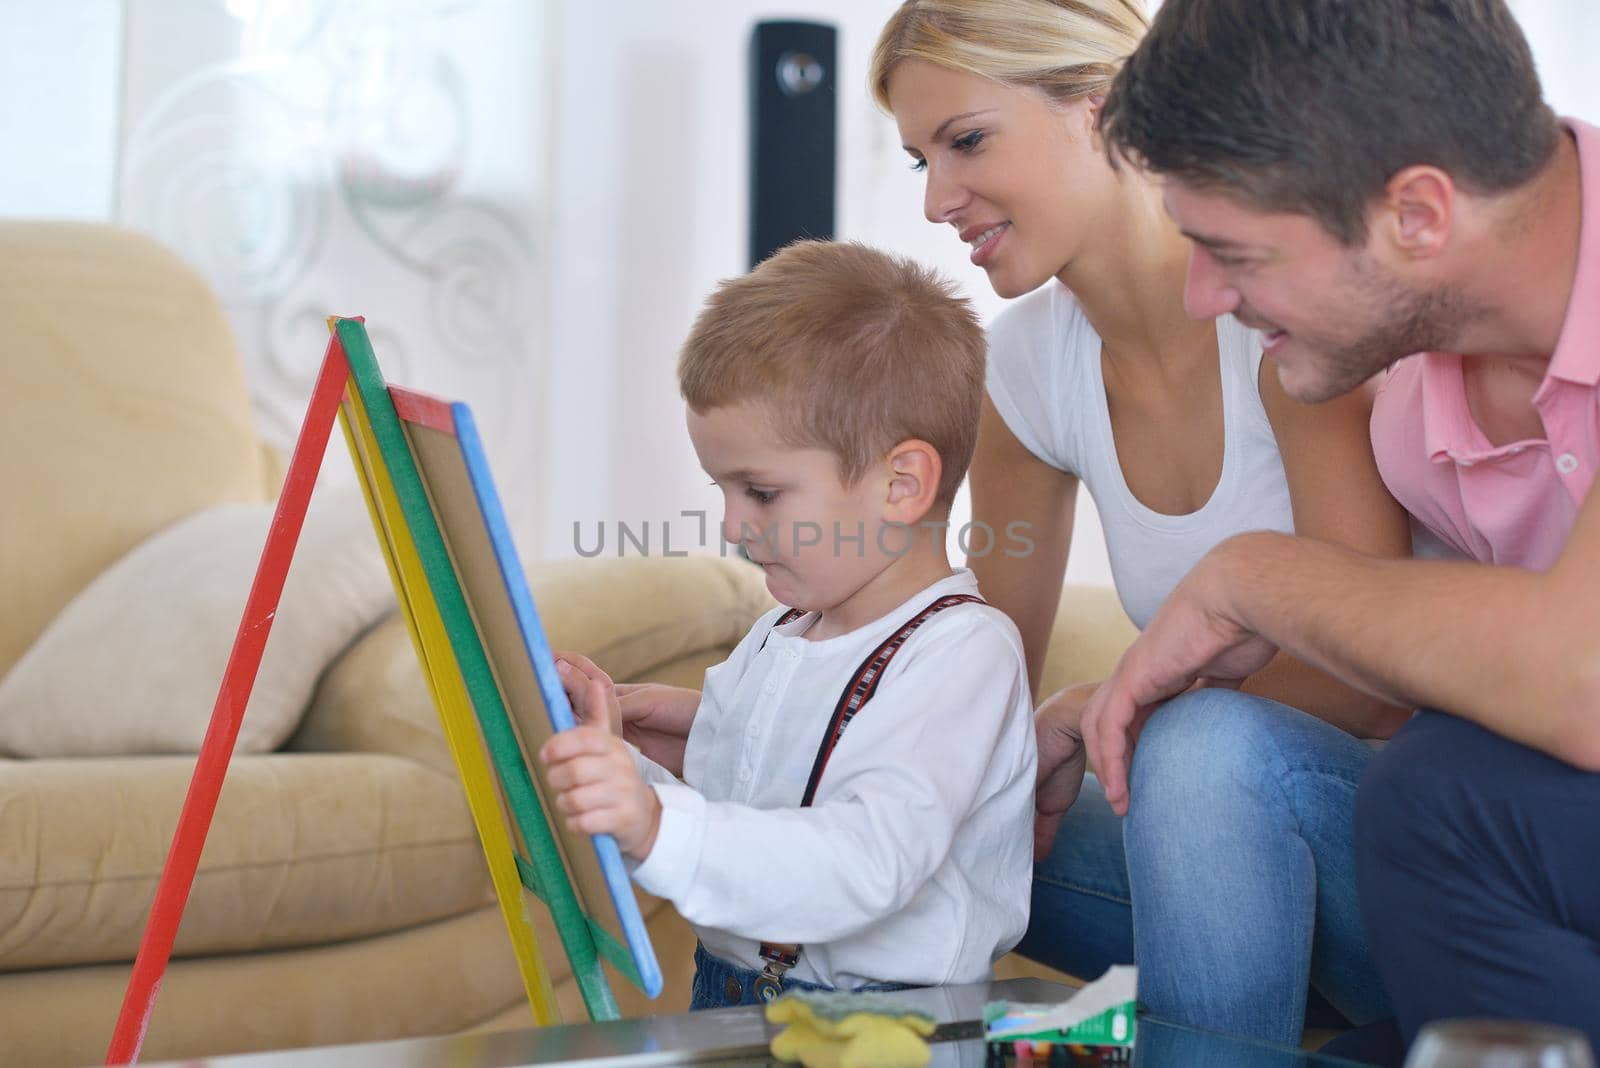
[[869, 0, 1408, 1047]]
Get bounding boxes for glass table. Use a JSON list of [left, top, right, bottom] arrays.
[[149, 978, 1370, 1067]]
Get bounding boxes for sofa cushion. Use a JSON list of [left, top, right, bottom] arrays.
[[0, 905, 519, 1067], [0, 753, 489, 970], [520, 555, 776, 680], [290, 554, 774, 774], [0, 488, 393, 757]]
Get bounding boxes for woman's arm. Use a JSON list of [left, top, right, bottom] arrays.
[[966, 395, 1079, 697], [1251, 361, 1413, 737]]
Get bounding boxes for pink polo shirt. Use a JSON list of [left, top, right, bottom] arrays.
[[1370, 119, 1600, 572]]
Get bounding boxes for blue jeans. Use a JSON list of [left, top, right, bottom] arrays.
[[1017, 689, 1391, 1048], [1356, 710, 1600, 1049], [688, 944, 913, 1010]]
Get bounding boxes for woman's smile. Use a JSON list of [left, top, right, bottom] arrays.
[[963, 221, 1011, 266]]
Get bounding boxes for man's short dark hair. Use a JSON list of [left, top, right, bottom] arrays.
[[1099, 0, 1560, 245]]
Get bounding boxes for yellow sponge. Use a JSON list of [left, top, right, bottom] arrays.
[[767, 990, 935, 1068]]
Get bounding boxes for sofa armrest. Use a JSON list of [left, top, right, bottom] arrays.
[[288, 555, 774, 768]]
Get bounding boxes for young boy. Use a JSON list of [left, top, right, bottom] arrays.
[[540, 240, 1036, 1009]]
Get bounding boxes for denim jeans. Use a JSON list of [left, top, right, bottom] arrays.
[[1016, 688, 1391, 1048], [688, 944, 913, 1010]]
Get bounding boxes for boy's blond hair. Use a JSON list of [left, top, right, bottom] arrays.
[[678, 240, 984, 507]]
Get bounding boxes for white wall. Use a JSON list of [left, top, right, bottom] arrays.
[[0, 2, 123, 219], [4, 1, 1597, 588], [1512, 0, 1600, 118], [538, 0, 1600, 589], [540, 0, 1115, 584]]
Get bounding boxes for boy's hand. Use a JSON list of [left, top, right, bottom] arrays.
[[614, 683, 701, 776], [554, 652, 622, 735], [540, 725, 663, 860]]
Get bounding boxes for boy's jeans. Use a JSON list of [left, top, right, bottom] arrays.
[[688, 944, 912, 1010], [1017, 688, 1392, 1048]]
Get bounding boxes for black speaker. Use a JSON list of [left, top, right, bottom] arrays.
[[749, 20, 837, 269]]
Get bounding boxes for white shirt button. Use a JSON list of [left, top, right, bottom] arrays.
[[738, 767, 752, 783], [1556, 452, 1579, 474], [746, 721, 760, 737]]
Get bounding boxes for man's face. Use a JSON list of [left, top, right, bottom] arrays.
[[1163, 180, 1461, 402]]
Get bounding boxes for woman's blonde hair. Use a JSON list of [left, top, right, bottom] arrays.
[[869, 0, 1148, 110]]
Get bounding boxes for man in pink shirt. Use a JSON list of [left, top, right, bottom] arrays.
[[1043, 0, 1600, 1057]]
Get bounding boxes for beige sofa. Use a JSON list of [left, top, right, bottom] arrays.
[[0, 221, 1138, 1066]]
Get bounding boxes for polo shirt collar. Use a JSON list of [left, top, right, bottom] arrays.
[[1421, 352, 1481, 463], [1421, 117, 1599, 463], [1545, 118, 1600, 388]]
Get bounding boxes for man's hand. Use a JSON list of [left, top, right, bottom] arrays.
[[1082, 541, 1279, 817], [614, 683, 701, 777], [540, 725, 663, 860], [1034, 682, 1097, 859]]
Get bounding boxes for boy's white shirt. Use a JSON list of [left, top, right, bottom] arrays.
[[628, 568, 1037, 990]]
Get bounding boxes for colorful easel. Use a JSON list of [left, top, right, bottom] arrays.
[[106, 317, 659, 1064]]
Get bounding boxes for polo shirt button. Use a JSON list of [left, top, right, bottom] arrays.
[[1557, 452, 1579, 474], [738, 767, 752, 782]]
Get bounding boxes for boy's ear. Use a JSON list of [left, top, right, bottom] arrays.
[[883, 439, 942, 523]]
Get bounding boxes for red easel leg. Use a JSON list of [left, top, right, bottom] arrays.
[[105, 340, 351, 1064]]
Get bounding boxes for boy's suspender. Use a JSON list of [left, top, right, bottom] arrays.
[[750, 592, 985, 1000], [758, 607, 809, 650]]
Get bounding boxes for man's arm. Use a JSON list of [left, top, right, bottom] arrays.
[[1082, 485, 1600, 816], [1226, 528, 1600, 762]]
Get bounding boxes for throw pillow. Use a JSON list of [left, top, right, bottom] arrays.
[[0, 484, 394, 756]]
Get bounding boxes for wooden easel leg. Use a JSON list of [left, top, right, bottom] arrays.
[[105, 341, 351, 1065]]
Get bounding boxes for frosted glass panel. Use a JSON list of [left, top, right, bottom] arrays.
[[117, 0, 552, 542]]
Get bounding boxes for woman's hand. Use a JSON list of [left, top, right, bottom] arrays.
[[1034, 681, 1098, 859]]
